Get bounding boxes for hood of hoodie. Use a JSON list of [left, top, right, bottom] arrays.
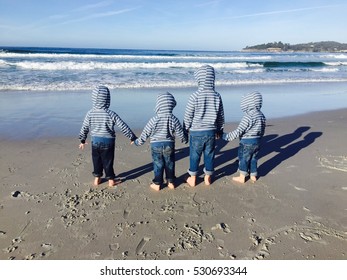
[[155, 92, 177, 116], [194, 64, 215, 91], [92, 85, 110, 109], [240, 91, 263, 113]]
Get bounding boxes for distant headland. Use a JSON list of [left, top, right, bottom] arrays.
[[242, 41, 347, 52]]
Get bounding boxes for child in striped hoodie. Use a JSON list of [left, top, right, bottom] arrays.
[[223, 91, 266, 183], [79, 85, 137, 187], [134, 92, 187, 191], [183, 65, 225, 187]]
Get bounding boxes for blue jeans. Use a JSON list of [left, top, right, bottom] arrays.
[[91, 137, 115, 180], [238, 138, 261, 177], [188, 130, 215, 176], [151, 142, 175, 185]]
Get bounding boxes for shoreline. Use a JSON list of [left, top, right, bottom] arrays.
[[1, 108, 347, 260], [1, 82, 347, 140]]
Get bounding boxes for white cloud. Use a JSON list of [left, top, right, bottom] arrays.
[[59, 7, 140, 25], [229, 4, 345, 19]]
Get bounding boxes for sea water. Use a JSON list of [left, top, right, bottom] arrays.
[[1, 47, 347, 139], [1, 46, 347, 90]]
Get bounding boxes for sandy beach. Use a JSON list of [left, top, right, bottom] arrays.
[[1, 107, 346, 260]]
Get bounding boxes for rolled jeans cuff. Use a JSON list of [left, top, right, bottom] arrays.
[[239, 169, 248, 176], [203, 167, 213, 176], [188, 168, 214, 176]]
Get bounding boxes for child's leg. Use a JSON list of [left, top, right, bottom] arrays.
[[187, 135, 203, 187], [163, 144, 175, 189], [250, 145, 260, 182], [100, 142, 117, 186], [203, 134, 215, 185], [188, 135, 203, 176], [92, 143, 103, 184], [233, 143, 250, 183], [151, 146, 164, 190]]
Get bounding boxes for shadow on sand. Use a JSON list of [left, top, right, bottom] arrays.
[[119, 126, 322, 187]]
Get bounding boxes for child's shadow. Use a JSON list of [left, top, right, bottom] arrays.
[[213, 140, 238, 181], [213, 126, 322, 181], [258, 126, 322, 176], [117, 161, 153, 181], [213, 134, 278, 182]]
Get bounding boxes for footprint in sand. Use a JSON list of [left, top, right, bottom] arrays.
[[123, 207, 131, 219], [135, 237, 151, 255], [109, 243, 120, 251], [211, 223, 231, 233]]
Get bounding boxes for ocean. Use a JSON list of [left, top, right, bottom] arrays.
[[1, 46, 347, 91], [1, 46, 347, 139]]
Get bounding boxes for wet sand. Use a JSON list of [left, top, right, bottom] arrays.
[[1, 108, 347, 260]]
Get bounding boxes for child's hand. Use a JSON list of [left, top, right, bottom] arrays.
[[79, 143, 87, 150]]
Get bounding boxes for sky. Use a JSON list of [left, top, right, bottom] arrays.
[[0, 0, 347, 51]]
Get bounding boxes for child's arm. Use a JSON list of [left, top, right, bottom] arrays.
[[173, 117, 188, 144], [134, 118, 155, 146], [216, 96, 225, 138], [112, 113, 137, 142], [222, 115, 250, 141], [183, 94, 196, 133], [78, 112, 90, 147]]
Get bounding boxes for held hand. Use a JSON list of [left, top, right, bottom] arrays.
[[131, 137, 138, 145]]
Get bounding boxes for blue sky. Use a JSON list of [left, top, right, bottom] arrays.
[[1, 0, 346, 51]]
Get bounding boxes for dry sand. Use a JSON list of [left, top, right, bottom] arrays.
[[0, 108, 347, 260]]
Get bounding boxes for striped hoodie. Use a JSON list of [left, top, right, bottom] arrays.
[[134, 92, 187, 145], [222, 91, 266, 141], [79, 85, 136, 143], [183, 65, 224, 134]]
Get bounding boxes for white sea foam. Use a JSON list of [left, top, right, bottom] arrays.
[[312, 67, 339, 72], [324, 61, 347, 66], [321, 54, 347, 59], [11, 61, 261, 71], [2, 77, 347, 91], [0, 52, 272, 61], [233, 69, 264, 74]]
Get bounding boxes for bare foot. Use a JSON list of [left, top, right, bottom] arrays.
[[204, 175, 212, 186], [232, 176, 246, 183], [108, 179, 122, 187], [150, 183, 160, 191], [94, 177, 101, 186], [168, 182, 175, 189], [186, 176, 196, 187], [250, 176, 257, 182]]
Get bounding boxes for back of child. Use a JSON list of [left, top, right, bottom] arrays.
[[79, 85, 136, 187], [134, 92, 187, 191], [223, 91, 266, 183], [183, 64, 225, 187]]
